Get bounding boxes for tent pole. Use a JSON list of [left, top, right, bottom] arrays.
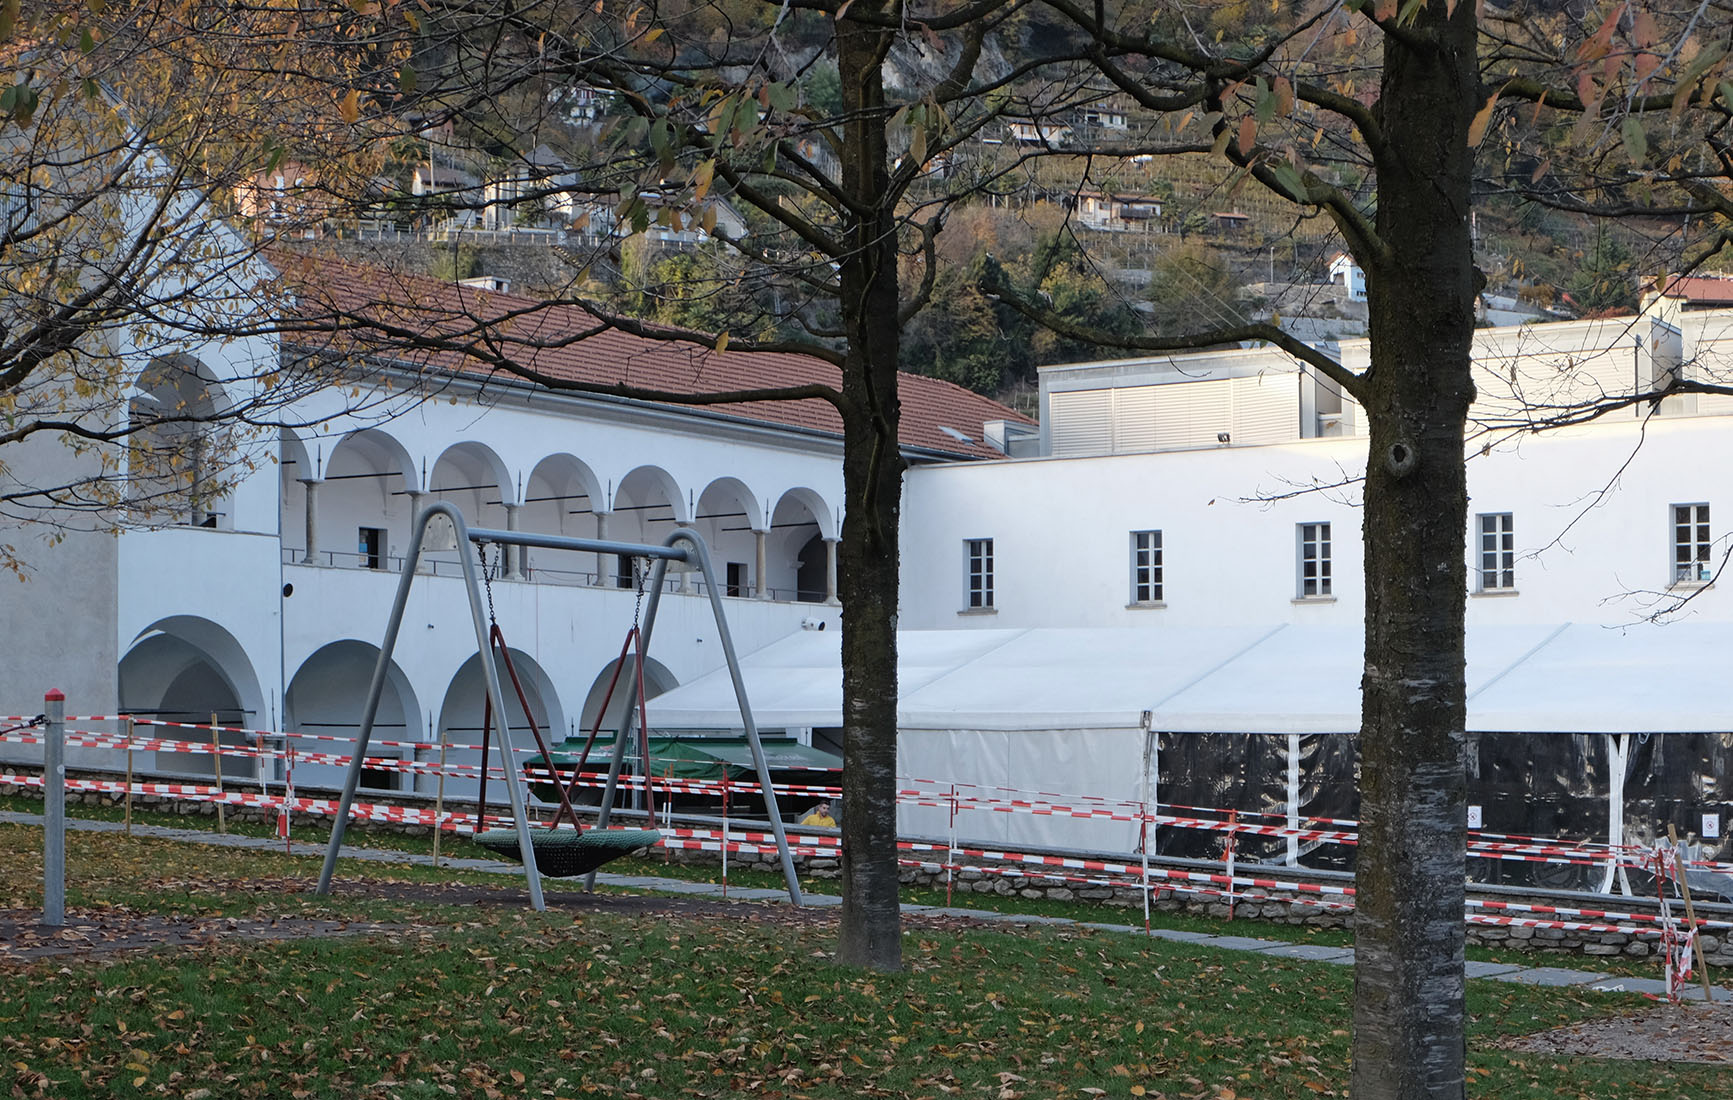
[[1286, 732, 1301, 867], [1139, 714, 1153, 935], [1602, 733, 1631, 896]]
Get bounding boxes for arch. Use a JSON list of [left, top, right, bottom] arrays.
[[319, 428, 421, 570], [284, 641, 423, 793], [521, 453, 605, 582], [608, 465, 687, 587], [771, 489, 835, 602], [432, 440, 516, 508], [119, 616, 266, 779], [279, 427, 314, 479], [792, 534, 829, 603], [772, 487, 835, 540], [613, 464, 687, 527], [126, 355, 239, 530], [696, 477, 763, 533], [577, 656, 679, 745], [436, 648, 568, 805], [327, 428, 417, 488], [695, 478, 762, 596], [279, 428, 313, 559], [129, 353, 234, 417]]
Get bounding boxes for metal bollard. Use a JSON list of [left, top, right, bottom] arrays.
[[43, 689, 65, 927]]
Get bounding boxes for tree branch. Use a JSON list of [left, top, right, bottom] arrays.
[[977, 262, 1365, 400]]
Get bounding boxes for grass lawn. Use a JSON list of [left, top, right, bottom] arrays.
[[0, 822, 1720, 1099], [1, 795, 1706, 981]]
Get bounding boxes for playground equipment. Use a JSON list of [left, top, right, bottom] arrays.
[[466, 543, 661, 877], [314, 502, 804, 909]]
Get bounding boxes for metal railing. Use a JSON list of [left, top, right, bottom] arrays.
[[280, 548, 828, 602]]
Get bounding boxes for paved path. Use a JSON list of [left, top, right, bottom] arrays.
[[7, 812, 1727, 1001]]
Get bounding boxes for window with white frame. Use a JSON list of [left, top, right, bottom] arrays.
[[1130, 530, 1163, 604], [1297, 522, 1332, 598], [964, 538, 995, 609], [1476, 513, 1515, 592], [1673, 503, 1713, 584]]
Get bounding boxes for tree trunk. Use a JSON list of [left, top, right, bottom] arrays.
[[835, 6, 906, 972], [1352, 7, 1481, 1100]]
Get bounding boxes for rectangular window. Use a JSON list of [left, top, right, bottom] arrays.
[[616, 554, 635, 589], [1673, 503, 1712, 584], [726, 561, 748, 598], [1130, 530, 1163, 604], [965, 538, 995, 609], [1297, 522, 1332, 598], [1477, 513, 1515, 592], [358, 526, 385, 570]]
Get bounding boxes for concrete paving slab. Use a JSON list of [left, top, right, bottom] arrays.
[[1258, 943, 1355, 963], [1493, 966, 1609, 987], [1143, 928, 1218, 943], [1463, 960, 1525, 979], [1584, 976, 1672, 997], [1198, 935, 1284, 952]]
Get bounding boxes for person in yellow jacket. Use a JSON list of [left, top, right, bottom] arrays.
[[799, 801, 836, 828]]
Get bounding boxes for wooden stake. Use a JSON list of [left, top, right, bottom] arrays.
[[1668, 824, 1715, 1002], [210, 712, 226, 834], [432, 721, 449, 869], [123, 716, 134, 837]]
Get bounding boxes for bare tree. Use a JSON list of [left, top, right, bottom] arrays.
[[271, 0, 1150, 974], [0, 2, 399, 571]]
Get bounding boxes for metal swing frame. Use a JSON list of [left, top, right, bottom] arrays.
[[314, 501, 805, 909]]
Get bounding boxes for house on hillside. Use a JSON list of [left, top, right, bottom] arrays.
[[1327, 252, 1367, 301], [1642, 272, 1733, 325], [480, 146, 584, 231], [1072, 190, 1164, 234], [410, 164, 483, 209], [1006, 118, 1073, 146], [234, 162, 331, 233]]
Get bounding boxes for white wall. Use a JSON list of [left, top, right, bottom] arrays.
[[89, 364, 854, 791], [900, 414, 1733, 631]]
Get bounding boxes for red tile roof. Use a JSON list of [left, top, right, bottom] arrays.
[[278, 253, 1029, 460], [1650, 274, 1733, 306]]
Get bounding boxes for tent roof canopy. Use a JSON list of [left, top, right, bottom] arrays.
[[645, 622, 1733, 735]]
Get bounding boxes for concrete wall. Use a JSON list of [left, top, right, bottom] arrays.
[[0, 433, 120, 739]]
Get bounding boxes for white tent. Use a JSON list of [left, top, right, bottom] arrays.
[[646, 622, 1733, 860]]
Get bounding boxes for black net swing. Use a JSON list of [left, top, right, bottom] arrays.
[[468, 545, 661, 877]]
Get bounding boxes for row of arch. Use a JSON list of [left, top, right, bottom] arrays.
[[281, 428, 840, 602], [120, 359, 844, 603], [117, 617, 678, 802]]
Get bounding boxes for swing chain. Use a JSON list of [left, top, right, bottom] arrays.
[[630, 556, 647, 632], [479, 541, 499, 626]]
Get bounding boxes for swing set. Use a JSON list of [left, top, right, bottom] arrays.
[[314, 502, 804, 910]]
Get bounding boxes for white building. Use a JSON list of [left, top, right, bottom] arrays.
[[1327, 252, 1367, 301], [1, 261, 1027, 800], [654, 306, 1733, 863], [902, 308, 1727, 630]]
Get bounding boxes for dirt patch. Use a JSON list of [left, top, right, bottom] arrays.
[[0, 878, 1014, 964], [0, 909, 417, 962], [1495, 1001, 1733, 1063]]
